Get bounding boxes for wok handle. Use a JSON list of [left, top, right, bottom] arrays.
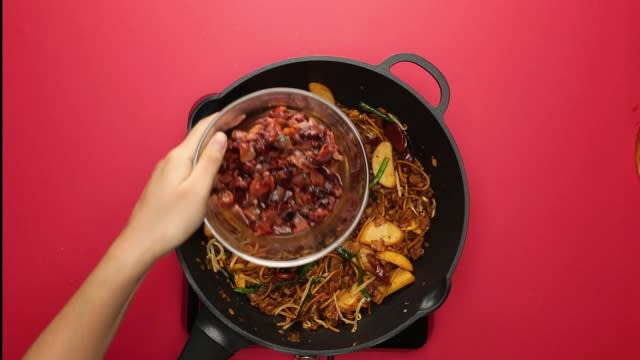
[[378, 53, 451, 115], [178, 306, 251, 360], [417, 277, 452, 315]]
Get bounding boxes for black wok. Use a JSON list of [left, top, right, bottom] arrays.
[[176, 53, 469, 359]]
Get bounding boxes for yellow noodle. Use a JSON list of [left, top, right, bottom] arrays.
[[273, 303, 299, 316]]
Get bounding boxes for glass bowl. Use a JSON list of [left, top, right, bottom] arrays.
[[192, 88, 369, 268]]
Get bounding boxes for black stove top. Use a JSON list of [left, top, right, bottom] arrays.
[[183, 282, 429, 350]]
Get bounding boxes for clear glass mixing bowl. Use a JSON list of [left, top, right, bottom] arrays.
[[193, 88, 369, 268]]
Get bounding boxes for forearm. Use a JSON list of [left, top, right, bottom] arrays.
[[23, 115, 225, 359], [24, 234, 156, 360]]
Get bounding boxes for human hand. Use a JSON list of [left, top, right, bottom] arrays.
[[119, 114, 227, 260]]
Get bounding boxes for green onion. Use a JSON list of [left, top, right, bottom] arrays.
[[360, 287, 372, 301], [233, 277, 309, 294], [233, 287, 256, 294], [273, 279, 306, 289], [360, 102, 410, 133], [233, 283, 268, 294], [297, 261, 317, 278], [358, 102, 393, 123], [336, 246, 355, 260], [355, 257, 372, 301], [336, 247, 372, 301], [369, 157, 389, 189], [298, 292, 313, 316]]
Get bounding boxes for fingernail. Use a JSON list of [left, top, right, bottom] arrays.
[[210, 132, 227, 151]]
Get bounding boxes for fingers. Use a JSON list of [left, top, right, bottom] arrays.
[[188, 131, 228, 193], [178, 112, 219, 158]]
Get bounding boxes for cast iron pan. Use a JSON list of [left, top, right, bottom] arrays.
[[176, 53, 469, 359]]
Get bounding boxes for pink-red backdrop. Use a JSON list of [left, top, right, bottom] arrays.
[[4, 1, 639, 359]]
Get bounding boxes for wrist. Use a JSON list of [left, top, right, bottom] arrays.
[[110, 230, 161, 271]]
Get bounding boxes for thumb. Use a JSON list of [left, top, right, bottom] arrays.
[[190, 132, 228, 192]]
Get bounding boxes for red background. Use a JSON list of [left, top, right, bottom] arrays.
[[3, 1, 640, 359]]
